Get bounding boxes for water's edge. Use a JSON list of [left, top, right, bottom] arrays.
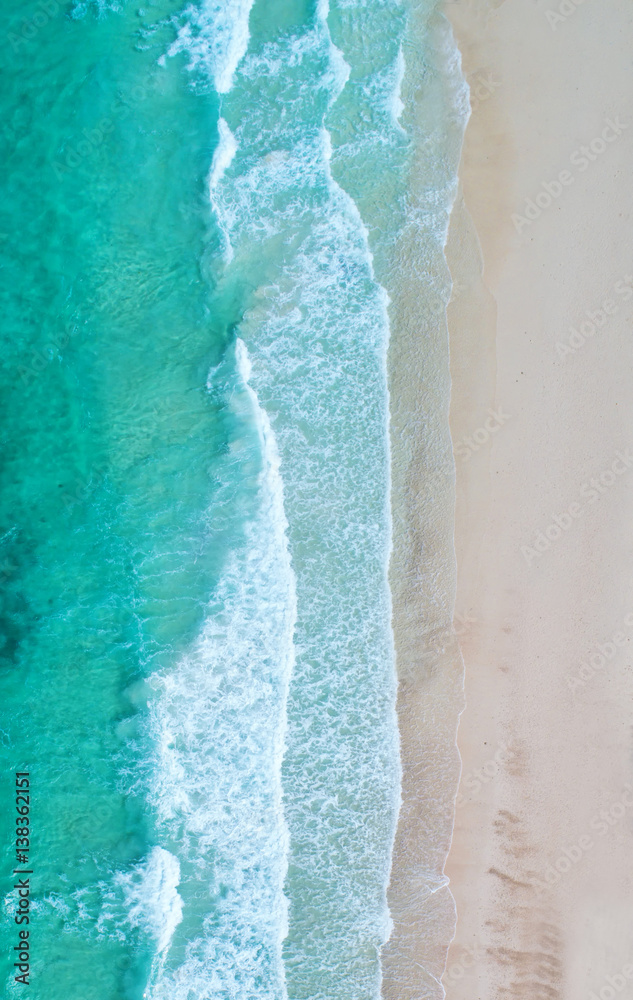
[[382, 6, 469, 996]]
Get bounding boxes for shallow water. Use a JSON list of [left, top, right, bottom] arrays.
[[0, 0, 463, 996]]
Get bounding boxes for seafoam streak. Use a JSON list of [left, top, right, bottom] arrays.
[[163, 0, 255, 94], [154, 0, 403, 993], [143, 338, 296, 999], [209, 117, 238, 261], [199, 1, 401, 993]]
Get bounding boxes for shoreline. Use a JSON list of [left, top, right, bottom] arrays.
[[382, 6, 469, 996], [443, 1, 633, 996]]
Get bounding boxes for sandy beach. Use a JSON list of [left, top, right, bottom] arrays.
[[443, 0, 633, 996]]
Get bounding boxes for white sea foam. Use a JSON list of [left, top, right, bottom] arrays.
[[87, 848, 183, 959], [163, 0, 405, 996], [118, 847, 183, 955], [391, 46, 406, 126], [202, 14, 399, 995], [164, 0, 255, 95], [209, 118, 238, 261], [320, 0, 351, 104], [209, 118, 237, 193], [70, 0, 122, 16], [144, 339, 296, 999]]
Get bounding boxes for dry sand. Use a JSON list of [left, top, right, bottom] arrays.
[[443, 0, 633, 997]]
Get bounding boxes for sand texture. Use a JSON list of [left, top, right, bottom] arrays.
[[444, 0, 633, 996]]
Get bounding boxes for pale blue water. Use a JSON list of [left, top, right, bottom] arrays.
[[0, 0, 462, 996]]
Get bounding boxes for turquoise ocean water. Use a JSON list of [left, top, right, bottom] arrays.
[[0, 0, 462, 997]]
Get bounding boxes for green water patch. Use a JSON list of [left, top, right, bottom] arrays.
[[0, 3, 243, 996]]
